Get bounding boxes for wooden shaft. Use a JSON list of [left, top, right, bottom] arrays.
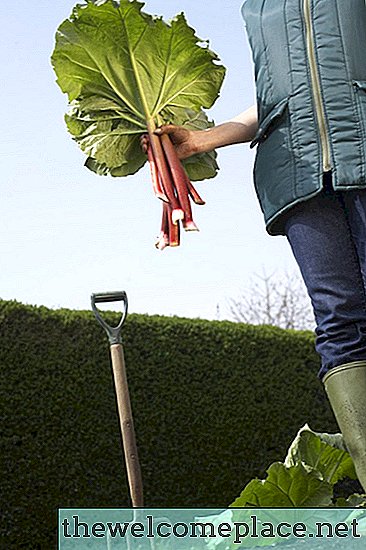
[[110, 343, 144, 507]]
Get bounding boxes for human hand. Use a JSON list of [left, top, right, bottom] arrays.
[[153, 125, 201, 160]]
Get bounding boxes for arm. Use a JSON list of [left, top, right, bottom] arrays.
[[195, 104, 258, 152], [153, 104, 258, 159]]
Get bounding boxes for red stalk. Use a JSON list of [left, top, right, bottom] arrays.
[[167, 203, 180, 246], [160, 134, 199, 232], [147, 129, 184, 224], [185, 175, 205, 206], [147, 143, 168, 202], [155, 202, 169, 250]]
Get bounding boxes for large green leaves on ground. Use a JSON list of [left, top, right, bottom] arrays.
[[231, 462, 333, 508], [284, 424, 357, 485], [229, 424, 364, 510], [51, 0, 226, 180], [201, 425, 366, 549]]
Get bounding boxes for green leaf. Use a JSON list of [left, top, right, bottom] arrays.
[[335, 493, 366, 507], [284, 424, 357, 484], [230, 462, 333, 508], [51, 0, 226, 179], [65, 101, 145, 174], [160, 106, 219, 180], [197, 507, 366, 550]]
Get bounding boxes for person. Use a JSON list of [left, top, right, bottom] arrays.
[[154, 0, 366, 492]]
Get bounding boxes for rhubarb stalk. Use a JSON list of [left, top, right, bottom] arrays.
[[147, 126, 184, 224], [155, 202, 170, 250], [185, 175, 205, 205], [160, 134, 199, 231], [167, 203, 180, 246], [147, 141, 168, 202]]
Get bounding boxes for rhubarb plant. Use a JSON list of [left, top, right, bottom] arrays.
[[231, 425, 364, 509], [198, 425, 366, 549], [51, 0, 226, 248]]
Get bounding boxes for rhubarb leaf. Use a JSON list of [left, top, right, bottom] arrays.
[[284, 424, 357, 484], [162, 106, 219, 180], [230, 462, 333, 508], [335, 494, 366, 507], [51, 0, 225, 180]]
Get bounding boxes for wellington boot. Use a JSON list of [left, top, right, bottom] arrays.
[[323, 361, 366, 492]]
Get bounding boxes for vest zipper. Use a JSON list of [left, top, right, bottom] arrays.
[[303, 0, 332, 172]]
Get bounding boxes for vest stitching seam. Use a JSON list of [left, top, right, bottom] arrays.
[[352, 89, 366, 179], [299, 0, 322, 182], [259, 0, 275, 109], [353, 89, 366, 182], [283, 0, 298, 197], [334, 0, 365, 183]]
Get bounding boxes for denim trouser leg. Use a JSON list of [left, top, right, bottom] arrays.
[[284, 173, 366, 379]]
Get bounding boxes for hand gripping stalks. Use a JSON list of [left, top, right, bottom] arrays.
[[91, 291, 144, 508]]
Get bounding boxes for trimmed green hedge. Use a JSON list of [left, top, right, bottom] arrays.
[[0, 299, 337, 548]]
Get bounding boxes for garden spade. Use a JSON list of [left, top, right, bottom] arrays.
[[91, 291, 144, 508]]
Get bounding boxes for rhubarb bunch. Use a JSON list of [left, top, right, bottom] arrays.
[[143, 133, 205, 249], [51, 0, 225, 248]]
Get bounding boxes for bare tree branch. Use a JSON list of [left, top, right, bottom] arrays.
[[224, 268, 315, 330]]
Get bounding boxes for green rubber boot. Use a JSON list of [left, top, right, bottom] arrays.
[[323, 361, 366, 492]]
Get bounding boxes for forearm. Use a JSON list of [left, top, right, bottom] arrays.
[[194, 104, 258, 154]]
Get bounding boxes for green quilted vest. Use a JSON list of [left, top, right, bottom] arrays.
[[241, 0, 366, 235]]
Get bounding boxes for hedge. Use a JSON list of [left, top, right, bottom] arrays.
[[0, 299, 337, 548]]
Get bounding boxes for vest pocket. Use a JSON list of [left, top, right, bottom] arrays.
[[250, 97, 289, 148]]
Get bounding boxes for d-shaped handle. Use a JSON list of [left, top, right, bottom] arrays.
[[91, 291, 128, 345]]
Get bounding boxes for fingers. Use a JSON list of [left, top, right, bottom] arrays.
[[154, 124, 177, 136], [140, 133, 149, 153], [140, 125, 190, 158], [140, 129, 180, 154], [140, 127, 179, 153]]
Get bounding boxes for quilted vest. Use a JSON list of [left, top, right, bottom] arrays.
[[241, 0, 366, 235]]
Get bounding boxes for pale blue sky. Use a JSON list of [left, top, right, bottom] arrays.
[[0, 0, 297, 319]]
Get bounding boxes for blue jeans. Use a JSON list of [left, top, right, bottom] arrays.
[[284, 171, 366, 380]]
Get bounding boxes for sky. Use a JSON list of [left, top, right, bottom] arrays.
[[0, 0, 300, 320]]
